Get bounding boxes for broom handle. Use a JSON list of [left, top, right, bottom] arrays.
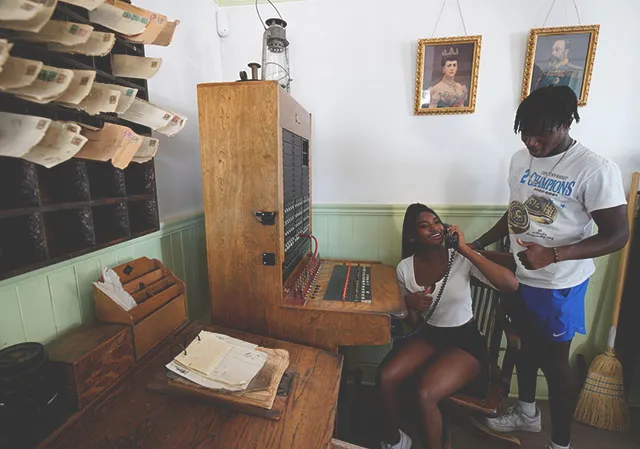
[[607, 171, 640, 350]]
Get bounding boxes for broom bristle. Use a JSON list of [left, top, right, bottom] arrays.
[[574, 350, 629, 432]]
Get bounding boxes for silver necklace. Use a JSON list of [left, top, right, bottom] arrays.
[[527, 139, 575, 176]]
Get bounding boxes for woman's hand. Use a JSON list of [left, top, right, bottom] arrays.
[[405, 289, 433, 312], [447, 224, 466, 247]]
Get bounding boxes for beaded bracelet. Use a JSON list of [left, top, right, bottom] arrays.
[[552, 247, 560, 263]]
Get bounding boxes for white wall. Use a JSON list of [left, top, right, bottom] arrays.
[[136, 0, 223, 219], [219, 0, 640, 204]]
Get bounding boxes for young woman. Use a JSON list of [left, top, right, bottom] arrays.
[[377, 203, 519, 449]]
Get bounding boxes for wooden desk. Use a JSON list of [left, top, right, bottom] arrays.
[[278, 261, 406, 351], [40, 322, 343, 449]]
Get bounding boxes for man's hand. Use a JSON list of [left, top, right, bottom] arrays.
[[516, 239, 555, 270]]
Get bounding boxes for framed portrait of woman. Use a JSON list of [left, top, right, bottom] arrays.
[[521, 25, 599, 106], [413, 35, 482, 116]]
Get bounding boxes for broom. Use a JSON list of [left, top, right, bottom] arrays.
[[573, 171, 639, 432]]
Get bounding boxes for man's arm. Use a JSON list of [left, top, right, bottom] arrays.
[[517, 205, 629, 269], [471, 211, 509, 249]]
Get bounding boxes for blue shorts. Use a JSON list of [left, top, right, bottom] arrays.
[[518, 279, 589, 342]]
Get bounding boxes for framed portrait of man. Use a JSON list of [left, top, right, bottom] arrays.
[[414, 35, 482, 115], [521, 25, 599, 106]]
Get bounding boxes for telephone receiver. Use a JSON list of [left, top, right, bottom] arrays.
[[443, 224, 459, 250]]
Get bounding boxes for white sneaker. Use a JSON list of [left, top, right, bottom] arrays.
[[380, 429, 412, 449], [485, 403, 542, 433], [544, 443, 573, 449]]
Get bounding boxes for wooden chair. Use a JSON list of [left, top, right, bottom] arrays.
[[383, 274, 521, 448], [443, 275, 522, 447], [441, 240, 522, 447]]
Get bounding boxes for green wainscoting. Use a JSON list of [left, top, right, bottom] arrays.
[[0, 205, 622, 401], [0, 212, 209, 350]]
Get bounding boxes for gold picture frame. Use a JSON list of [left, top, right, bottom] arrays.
[[521, 25, 599, 107], [414, 35, 482, 115]]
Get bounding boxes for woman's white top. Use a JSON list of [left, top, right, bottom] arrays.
[[396, 249, 493, 327]]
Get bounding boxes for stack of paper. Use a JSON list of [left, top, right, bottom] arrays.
[[166, 331, 269, 392], [93, 266, 137, 311]]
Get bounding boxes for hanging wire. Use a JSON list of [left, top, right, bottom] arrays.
[[431, 0, 447, 38], [456, 0, 468, 35], [572, 0, 582, 25], [542, 0, 582, 27], [542, 0, 558, 27], [431, 0, 468, 37], [255, 0, 284, 30]]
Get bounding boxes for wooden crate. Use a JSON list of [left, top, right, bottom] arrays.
[[94, 257, 188, 360], [46, 323, 134, 410]]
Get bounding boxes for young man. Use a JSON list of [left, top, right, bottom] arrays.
[[470, 85, 629, 449]]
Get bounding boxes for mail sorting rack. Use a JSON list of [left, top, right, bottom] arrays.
[[0, 1, 160, 281]]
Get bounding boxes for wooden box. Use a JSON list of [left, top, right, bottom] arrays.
[[46, 323, 134, 410], [94, 257, 188, 360]]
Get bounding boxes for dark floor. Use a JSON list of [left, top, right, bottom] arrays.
[[335, 384, 640, 449]]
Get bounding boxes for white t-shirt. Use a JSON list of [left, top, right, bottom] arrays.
[[396, 250, 493, 327], [507, 141, 626, 289]]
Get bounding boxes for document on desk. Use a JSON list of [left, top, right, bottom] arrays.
[[209, 344, 269, 388], [168, 330, 268, 391]]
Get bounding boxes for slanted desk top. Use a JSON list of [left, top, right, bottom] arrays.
[[40, 322, 343, 449]]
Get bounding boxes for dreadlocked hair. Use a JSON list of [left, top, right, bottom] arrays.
[[514, 85, 580, 134], [401, 203, 443, 259]]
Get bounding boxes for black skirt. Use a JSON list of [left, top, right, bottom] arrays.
[[393, 319, 490, 399], [419, 320, 488, 366]]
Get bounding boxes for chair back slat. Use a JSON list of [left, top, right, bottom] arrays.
[[471, 277, 504, 363]]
